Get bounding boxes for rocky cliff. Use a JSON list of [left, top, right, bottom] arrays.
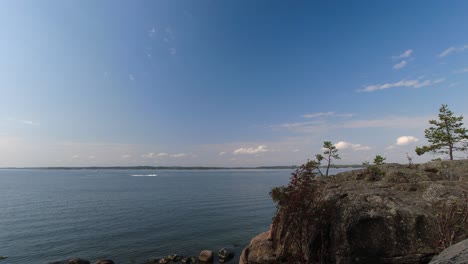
[[240, 160, 468, 264]]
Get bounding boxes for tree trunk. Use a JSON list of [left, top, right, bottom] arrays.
[[449, 144, 453, 160]]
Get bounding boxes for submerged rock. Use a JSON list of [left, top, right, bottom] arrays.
[[241, 160, 468, 264], [429, 239, 468, 264], [49, 259, 90, 264], [94, 260, 114, 264], [198, 250, 214, 262]]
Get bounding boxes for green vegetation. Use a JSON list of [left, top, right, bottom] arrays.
[[270, 161, 332, 263], [373, 155, 386, 165], [433, 198, 468, 251], [416, 104, 468, 160], [361, 155, 387, 177]]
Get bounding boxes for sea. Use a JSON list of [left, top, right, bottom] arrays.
[[0, 168, 354, 264]]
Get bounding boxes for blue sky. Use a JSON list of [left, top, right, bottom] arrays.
[[1, 0, 468, 167]]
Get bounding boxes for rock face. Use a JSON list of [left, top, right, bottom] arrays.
[[429, 239, 468, 264], [241, 160, 468, 264]]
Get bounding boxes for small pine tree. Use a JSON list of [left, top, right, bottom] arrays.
[[316, 141, 340, 177], [416, 104, 468, 160], [406, 152, 414, 168], [373, 155, 386, 165]]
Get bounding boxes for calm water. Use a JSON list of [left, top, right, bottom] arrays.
[[0, 168, 351, 264]]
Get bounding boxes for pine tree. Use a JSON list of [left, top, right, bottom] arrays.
[[415, 104, 468, 160], [317, 141, 340, 176]]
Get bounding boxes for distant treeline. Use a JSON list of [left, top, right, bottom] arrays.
[[0, 165, 364, 170]]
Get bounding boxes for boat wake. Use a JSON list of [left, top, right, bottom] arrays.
[[131, 174, 158, 177]]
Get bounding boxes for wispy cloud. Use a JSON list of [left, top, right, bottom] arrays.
[[129, 74, 135, 81], [147, 27, 157, 37], [141, 152, 186, 158], [301, 112, 354, 118], [233, 145, 269, 155], [141, 152, 156, 158], [302, 112, 334, 118], [393, 60, 407, 70], [396, 136, 419, 146], [393, 49, 413, 59], [169, 48, 177, 55], [358, 78, 445, 92], [455, 68, 468, 74], [218, 152, 227, 156], [275, 115, 430, 134], [340, 116, 429, 129], [335, 141, 371, 151], [438, 44, 468, 58], [6, 118, 40, 126], [391, 49, 413, 70]]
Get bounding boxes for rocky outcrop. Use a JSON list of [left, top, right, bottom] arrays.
[[429, 239, 468, 264], [241, 160, 468, 264]]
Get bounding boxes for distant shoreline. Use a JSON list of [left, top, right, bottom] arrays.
[[0, 165, 364, 170]]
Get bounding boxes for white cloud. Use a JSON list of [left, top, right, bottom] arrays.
[[171, 153, 186, 158], [293, 149, 300, 152], [233, 145, 269, 155], [72, 155, 79, 159], [88, 155, 95, 159], [169, 48, 177, 55], [157, 152, 169, 157], [393, 49, 413, 59], [335, 141, 371, 151], [393, 60, 407, 70], [396, 136, 419, 146], [218, 152, 227, 156], [121, 154, 131, 159], [438, 45, 468, 58], [358, 78, 445, 92]]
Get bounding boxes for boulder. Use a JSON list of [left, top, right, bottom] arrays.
[[429, 239, 468, 264], [94, 260, 114, 264], [198, 250, 214, 262], [241, 160, 468, 264], [69, 260, 91, 264]]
